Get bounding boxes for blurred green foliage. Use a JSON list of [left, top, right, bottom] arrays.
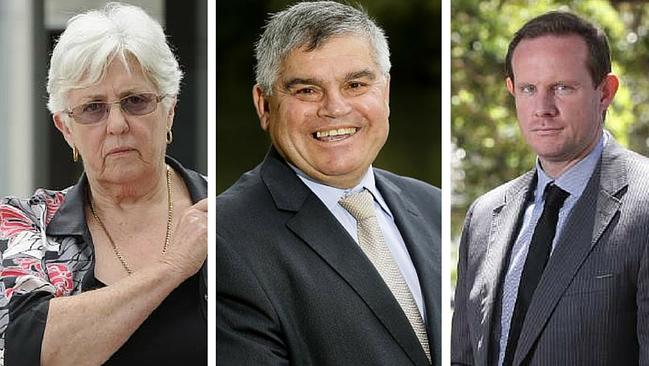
[[217, 0, 441, 194], [452, 0, 649, 275]]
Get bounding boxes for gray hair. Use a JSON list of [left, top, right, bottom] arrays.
[[255, 1, 390, 95], [47, 2, 183, 114]]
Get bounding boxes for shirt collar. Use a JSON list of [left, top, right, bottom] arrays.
[[289, 163, 393, 218], [533, 132, 606, 203]]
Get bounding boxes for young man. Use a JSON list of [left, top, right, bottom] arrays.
[[452, 11, 649, 365]]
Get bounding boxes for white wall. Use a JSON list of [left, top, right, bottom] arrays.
[[45, 0, 164, 29], [0, 1, 35, 198]]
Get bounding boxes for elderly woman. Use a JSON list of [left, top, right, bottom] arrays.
[[0, 3, 207, 365]]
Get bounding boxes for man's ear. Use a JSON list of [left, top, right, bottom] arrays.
[[506, 77, 515, 97], [384, 74, 391, 101], [253, 84, 271, 131], [384, 75, 391, 115], [53, 113, 75, 149], [599, 73, 619, 110]]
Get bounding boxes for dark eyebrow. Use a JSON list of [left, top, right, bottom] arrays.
[[282, 70, 377, 90], [552, 80, 580, 86], [344, 70, 376, 81], [283, 78, 322, 90]]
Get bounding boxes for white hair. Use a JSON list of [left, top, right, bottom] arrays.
[[255, 1, 391, 96], [47, 2, 183, 114]]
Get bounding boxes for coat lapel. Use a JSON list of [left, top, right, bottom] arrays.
[[375, 172, 441, 365], [513, 138, 628, 365], [592, 141, 627, 246], [260, 149, 430, 366], [475, 171, 534, 365]]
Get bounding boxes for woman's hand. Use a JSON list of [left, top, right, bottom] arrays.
[[160, 198, 208, 279]]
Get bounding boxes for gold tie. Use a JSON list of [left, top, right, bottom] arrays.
[[339, 189, 430, 361]]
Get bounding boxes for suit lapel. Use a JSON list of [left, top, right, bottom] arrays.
[[261, 149, 430, 366], [592, 141, 627, 246], [513, 138, 628, 365], [473, 172, 534, 365], [375, 172, 441, 365]]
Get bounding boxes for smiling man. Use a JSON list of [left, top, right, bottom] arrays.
[[217, 2, 440, 365], [452, 12, 649, 366]]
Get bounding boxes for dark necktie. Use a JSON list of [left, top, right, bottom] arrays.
[[503, 184, 569, 366]]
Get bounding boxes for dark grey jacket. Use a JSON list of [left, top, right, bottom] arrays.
[[452, 138, 649, 365], [217, 148, 441, 365]]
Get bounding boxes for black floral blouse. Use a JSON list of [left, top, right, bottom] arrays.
[[0, 157, 207, 365]]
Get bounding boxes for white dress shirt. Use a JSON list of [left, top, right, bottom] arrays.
[[290, 164, 427, 322]]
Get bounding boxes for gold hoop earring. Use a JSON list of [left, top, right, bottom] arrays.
[[166, 129, 173, 144], [72, 146, 79, 162]]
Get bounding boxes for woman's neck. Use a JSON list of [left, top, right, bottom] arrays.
[[87, 163, 169, 210]]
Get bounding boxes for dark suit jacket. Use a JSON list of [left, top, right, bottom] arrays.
[[451, 138, 649, 365], [217, 148, 441, 365]]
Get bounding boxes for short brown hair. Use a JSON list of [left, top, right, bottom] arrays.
[[505, 11, 611, 86]]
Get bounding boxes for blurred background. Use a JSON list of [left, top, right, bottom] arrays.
[[452, 0, 649, 285], [217, 0, 441, 194], [0, 0, 206, 198]]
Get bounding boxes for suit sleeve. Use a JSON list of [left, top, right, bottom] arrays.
[[638, 237, 649, 363], [451, 205, 476, 365], [217, 232, 289, 366]]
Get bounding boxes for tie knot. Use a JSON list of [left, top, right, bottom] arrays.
[[339, 189, 376, 221], [544, 184, 569, 210]]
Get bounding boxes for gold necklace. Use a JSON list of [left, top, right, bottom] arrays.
[[89, 165, 173, 275]]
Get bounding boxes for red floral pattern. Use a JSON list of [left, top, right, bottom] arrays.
[[42, 191, 65, 225], [0, 189, 90, 311], [46, 263, 74, 297], [0, 205, 34, 239], [15, 257, 44, 274], [0, 267, 30, 279], [0, 267, 32, 300]]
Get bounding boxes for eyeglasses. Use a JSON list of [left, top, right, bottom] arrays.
[[65, 93, 167, 125]]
